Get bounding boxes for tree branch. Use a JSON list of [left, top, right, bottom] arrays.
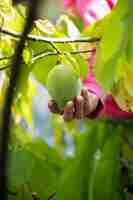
[[31, 49, 94, 62], [0, 28, 100, 43], [0, 49, 94, 71], [0, 1, 41, 199], [0, 65, 11, 71], [0, 57, 12, 61]]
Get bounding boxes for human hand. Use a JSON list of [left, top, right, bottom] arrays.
[[48, 88, 99, 121]]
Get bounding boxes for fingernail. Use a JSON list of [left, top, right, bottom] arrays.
[[76, 95, 83, 101], [67, 101, 74, 108]]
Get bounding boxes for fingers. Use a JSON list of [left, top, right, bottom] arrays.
[[48, 100, 60, 114], [74, 96, 84, 119], [82, 88, 91, 116], [82, 88, 99, 115], [63, 101, 74, 121], [48, 88, 99, 121], [88, 93, 99, 113]]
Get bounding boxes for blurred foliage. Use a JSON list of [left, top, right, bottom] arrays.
[[85, 0, 133, 113], [0, 0, 133, 199]]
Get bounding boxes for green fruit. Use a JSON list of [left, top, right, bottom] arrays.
[[46, 64, 82, 108]]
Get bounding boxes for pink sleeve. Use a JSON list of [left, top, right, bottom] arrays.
[[83, 49, 103, 99], [83, 49, 104, 118], [83, 50, 133, 119], [65, 0, 133, 119], [64, 0, 117, 26]]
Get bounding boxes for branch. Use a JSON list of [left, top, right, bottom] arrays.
[[69, 49, 95, 55], [0, 56, 12, 61], [0, 65, 11, 71], [0, 0, 41, 199], [0, 28, 100, 43], [49, 42, 60, 53], [48, 192, 56, 200], [32, 49, 94, 62], [0, 49, 94, 71]]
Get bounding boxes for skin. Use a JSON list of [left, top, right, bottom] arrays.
[[48, 87, 99, 121]]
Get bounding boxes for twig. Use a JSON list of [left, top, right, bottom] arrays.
[[0, 65, 12, 71], [48, 192, 56, 200], [69, 49, 95, 54], [0, 0, 41, 199], [32, 192, 40, 200], [0, 28, 100, 43], [49, 42, 60, 53], [31, 51, 57, 62], [32, 49, 94, 62], [0, 56, 12, 61], [0, 49, 94, 71]]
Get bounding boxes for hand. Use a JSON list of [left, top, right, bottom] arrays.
[[48, 88, 99, 121]]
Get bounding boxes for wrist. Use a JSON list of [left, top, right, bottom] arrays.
[[86, 98, 103, 119]]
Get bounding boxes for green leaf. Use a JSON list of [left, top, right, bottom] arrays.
[[93, 0, 128, 91], [73, 54, 88, 79], [35, 19, 57, 36], [95, 47, 120, 91], [88, 126, 121, 200], [56, 123, 102, 200], [31, 54, 58, 86], [57, 15, 80, 38], [3, 3, 25, 32], [125, 1, 133, 65], [8, 138, 62, 200], [62, 53, 88, 79]]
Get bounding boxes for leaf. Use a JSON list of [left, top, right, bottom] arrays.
[[28, 40, 53, 56], [56, 123, 102, 200], [3, 3, 25, 32], [88, 126, 121, 200], [35, 19, 56, 35], [62, 53, 80, 76], [62, 53, 88, 79], [8, 138, 62, 200], [73, 54, 88, 79], [57, 15, 80, 38], [94, 46, 118, 91], [0, 38, 15, 57], [31, 54, 58, 86], [125, 0, 133, 65], [93, 0, 128, 91]]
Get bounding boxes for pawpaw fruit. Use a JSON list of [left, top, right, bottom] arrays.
[[46, 64, 82, 109]]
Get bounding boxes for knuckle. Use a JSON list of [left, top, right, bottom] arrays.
[[76, 95, 84, 102], [75, 97, 84, 119], [66, 101, 74, 108], [63, 113, 73, 121]]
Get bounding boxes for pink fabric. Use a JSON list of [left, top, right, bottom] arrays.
[[64, 0, 133, 119], [100, 95, 133, 119], [64, 0, 117, 25], [83, 49, 103, 98], [84, 57, 133, 119]]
